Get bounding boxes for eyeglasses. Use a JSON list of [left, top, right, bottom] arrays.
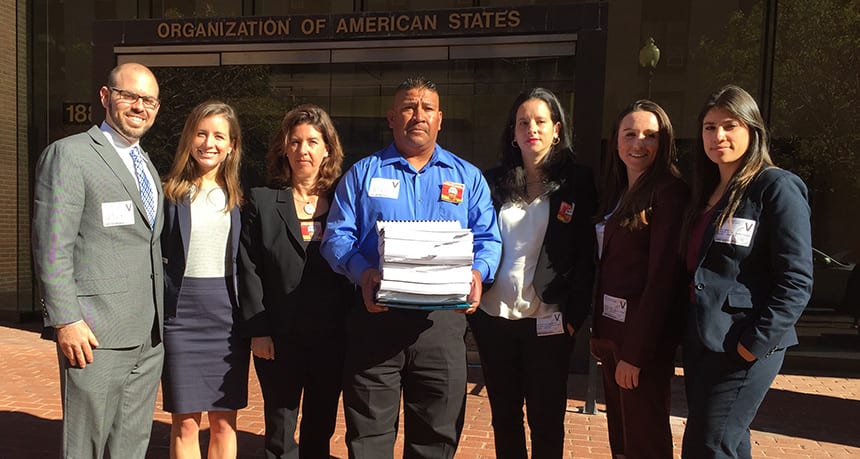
[[108, 87, 160, 109]]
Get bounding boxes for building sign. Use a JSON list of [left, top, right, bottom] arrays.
[[104, 5, 605, 45]]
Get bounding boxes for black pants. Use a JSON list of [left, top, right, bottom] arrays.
[[342, 301, 467, 459], [590, 337, 674, 459], [468, 308, 572, 459], [682, 339, 785, 459], [253, 332, 344, 459]]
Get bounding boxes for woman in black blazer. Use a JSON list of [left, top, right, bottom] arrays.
[[681, 85, 813, 459], [238, 104, 353, 458], [470, 88, 596, 458], [161, 101, 250, 458]]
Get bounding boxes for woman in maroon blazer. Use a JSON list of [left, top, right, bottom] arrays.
[[591, 100, 689, 458]]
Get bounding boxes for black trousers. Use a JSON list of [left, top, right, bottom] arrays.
[[468, 308, 572, 459], [342, 301, 467, 459], [682, 339, 785, 459], [590, 338, 674, 459], [253, 332, 344, 459]]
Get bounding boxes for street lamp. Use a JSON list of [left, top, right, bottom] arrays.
[[639, 37, 661, 99]]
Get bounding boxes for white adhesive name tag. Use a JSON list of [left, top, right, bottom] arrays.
[[536, 312, 565, 336], [713, 217, 756, 247], [369, 178, 401, 199], [602, 294, 627, 323], [102, 200, 135, 227]]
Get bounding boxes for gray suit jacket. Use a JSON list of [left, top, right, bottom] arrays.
[[32, 125, 164, 348]]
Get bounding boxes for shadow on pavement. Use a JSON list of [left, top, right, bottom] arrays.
[[0, 320, 42, 334], [668, 376, 860, 449], [751, 387, 860, 448], [0, 411, 60, 459], [0, 412, 275, 459]]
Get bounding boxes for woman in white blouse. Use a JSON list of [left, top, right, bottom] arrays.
[[471, 88, 597, 459]]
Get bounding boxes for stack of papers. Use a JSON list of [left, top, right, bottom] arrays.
[[376, 220, 474, 309]]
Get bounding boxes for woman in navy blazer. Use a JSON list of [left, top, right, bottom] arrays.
[[681, 85, 813, 459], [471, 88, 596, 458], [592, 100, 689, 459], [237, 104, 353, 458], [161, 101, 250, 458]]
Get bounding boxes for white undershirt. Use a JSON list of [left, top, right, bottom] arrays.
[[595, 205, 618, 260], [480, 196, 559, 319], [184, 187, 231, 278], [98, 122, 157, 196]]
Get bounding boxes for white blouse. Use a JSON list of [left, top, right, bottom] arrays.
[[480, 195, 560, 319], [184, 187, 232, 278]]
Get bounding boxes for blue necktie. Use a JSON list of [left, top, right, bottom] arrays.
[[129, 146, 156, 229]]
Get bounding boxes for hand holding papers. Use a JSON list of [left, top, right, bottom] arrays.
[[376, 221, 475, 310]]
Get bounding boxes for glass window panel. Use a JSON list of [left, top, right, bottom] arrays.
[[770, 0, 860, 278], [143, 54, 574, 188], [156, 0, 242, 17], [252, 0, 350, 15], [363, 1, 477, 11], [32, 0, 123, 148]]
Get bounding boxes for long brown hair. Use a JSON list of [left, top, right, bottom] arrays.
[[681, 85, 774, 238], [266, 104, 344, 194], [162, 100, 243, 211], [598, 99, 680, 230]]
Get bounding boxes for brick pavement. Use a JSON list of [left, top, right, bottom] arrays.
[[1, 322, 858, 458]]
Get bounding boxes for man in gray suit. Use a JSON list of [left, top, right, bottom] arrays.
[[32, 62, 165, 458]]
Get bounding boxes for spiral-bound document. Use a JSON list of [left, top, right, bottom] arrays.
[[376, 220, 473, 309]]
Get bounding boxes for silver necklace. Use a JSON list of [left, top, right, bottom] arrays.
[[294, 194, 316, 215], [303, 201, 316, 215]]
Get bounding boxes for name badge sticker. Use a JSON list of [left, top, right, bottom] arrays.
[[102, 200, 135, 227], [440, 181, 465, 204], [368, 178, 401, 199], [713, 217, 756, 247], [602, 294, 627, 323], [557, 201, 575, 223], [536, 312, 565, 336]]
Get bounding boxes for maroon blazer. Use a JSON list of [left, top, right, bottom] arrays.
[[593, 175, 690, 368]]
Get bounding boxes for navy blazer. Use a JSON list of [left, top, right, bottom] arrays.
[[161, 195, 241, 320], [688, 167, 813, 358], [484, 164, 597, 330]]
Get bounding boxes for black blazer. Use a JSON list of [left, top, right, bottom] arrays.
[[484, 164, 597, 330], [688, 167, 813, 358], [237, 186, 353, 338], [161, 195, 241, 320]]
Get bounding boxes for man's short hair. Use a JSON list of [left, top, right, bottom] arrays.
[[395, 77, 437, 95]]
